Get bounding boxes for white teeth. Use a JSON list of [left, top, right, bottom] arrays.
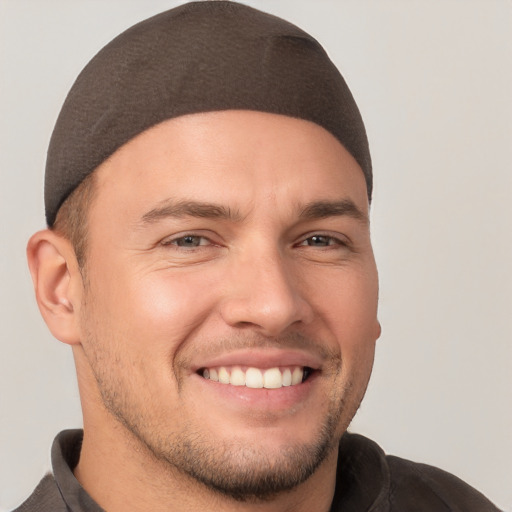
[[263, 368, 282, 389], [202, 366, 307, 389], [218, 367, 230, 384], [230, 366, 246, 386], [291, 367, 303, 385], [245, 368, 264, 388]]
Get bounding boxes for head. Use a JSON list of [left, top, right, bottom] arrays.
[[27, 1, 380, 503]]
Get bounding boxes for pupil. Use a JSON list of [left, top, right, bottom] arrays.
[[179, 236, 198, 247], [310, 236, 327, 246]]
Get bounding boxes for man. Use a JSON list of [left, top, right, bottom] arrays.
[[11, 1, 502, 511]]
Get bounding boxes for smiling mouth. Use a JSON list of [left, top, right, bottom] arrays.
[[198, 366, 314, 389]]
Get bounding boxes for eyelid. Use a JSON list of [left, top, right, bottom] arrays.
[[295, 231, 351, 247], [158, 230, 351, 249], [160, 231, 219, 247]]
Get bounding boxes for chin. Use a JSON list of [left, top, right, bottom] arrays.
[[163, 418, 340, 502]]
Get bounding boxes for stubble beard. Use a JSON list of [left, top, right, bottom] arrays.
[[80, 295, 364, 502], [93, 363, 352, 502], [160, 404, 344, 502]]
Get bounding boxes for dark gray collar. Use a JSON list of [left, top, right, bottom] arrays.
[[49, 429, 389, 512], [51, 429, 104, 512]]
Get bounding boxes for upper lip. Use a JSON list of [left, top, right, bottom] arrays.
[[190, 348, 324, 374]]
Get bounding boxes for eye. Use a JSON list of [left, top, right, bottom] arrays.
[[299, 235, 345, 247], [163, 235, 212, 248]]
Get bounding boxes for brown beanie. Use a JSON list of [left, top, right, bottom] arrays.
[[45, 0, 372, 227]]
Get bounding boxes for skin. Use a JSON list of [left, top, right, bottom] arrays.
[[28, 110, 381, 512]]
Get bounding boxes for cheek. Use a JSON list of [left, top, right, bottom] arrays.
[[103, 266, 223, 348], [80, 264, 225, 403], [310, 264, 379, 353]]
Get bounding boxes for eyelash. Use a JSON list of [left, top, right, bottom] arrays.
[[161, 233, 349, 250], [161, 234, 213, 249], [296, 234, 348, 248]]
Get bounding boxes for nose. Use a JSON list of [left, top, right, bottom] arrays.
[[219, 248, 314, 337]]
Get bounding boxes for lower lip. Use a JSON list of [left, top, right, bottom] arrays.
[[192, 372, 319, 411]]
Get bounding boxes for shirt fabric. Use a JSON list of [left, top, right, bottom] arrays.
[[12, 429, 500, 511]]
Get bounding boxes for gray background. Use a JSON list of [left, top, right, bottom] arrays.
[[1, 1, 511, 510]]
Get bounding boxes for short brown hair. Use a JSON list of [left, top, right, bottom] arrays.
[[52, 172, 97, 269]]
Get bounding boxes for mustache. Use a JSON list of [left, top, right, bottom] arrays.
[[178, 331, 340, 368]]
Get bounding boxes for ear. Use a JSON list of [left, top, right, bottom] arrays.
[[375, 320, 382, 341], [27, 229, 83, 345]]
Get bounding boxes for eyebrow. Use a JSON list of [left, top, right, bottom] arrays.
[[138, 198, 368, 226], [299, 199, 368, 224], [139, 200, 243, 225]]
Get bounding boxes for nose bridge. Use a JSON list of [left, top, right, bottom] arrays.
[[220, 242, 313, 335]]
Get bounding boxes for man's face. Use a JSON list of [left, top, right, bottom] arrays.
[[76, 110, 380, 499]]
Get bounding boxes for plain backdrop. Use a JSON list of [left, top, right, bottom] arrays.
[[1, 1, 511, 510]]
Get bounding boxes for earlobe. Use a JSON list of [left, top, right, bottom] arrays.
[[27, 230, 83, 345], [375, 320, 382, 341]]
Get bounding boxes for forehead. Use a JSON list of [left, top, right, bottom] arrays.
[[91, 110, 369, 222]]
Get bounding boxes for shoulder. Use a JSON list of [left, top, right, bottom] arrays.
[[386, 455, 502, 511], [335, 432, 502, 512], [11, 473, 68, 512]]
